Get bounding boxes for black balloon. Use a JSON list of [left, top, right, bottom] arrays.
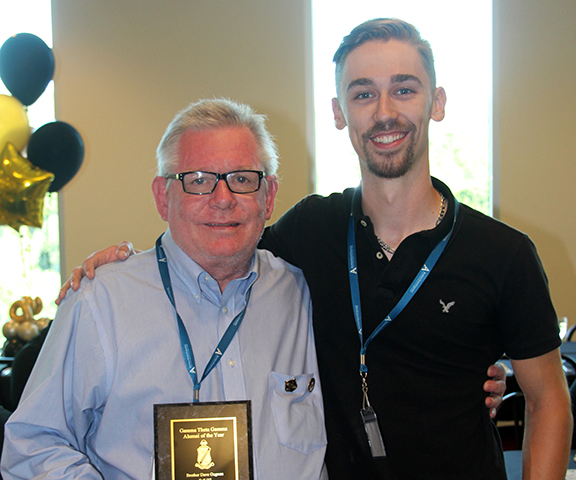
[[0, 33, 55, 106], [27, 121, 84, 192]]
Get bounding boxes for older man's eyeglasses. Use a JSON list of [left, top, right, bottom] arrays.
[[165, 170, 265, 195]]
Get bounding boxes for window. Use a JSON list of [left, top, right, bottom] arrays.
[[312, 1, 492, 214], [0, 0, 59, 325]]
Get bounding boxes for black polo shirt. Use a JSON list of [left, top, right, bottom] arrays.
[[259, 177, 560, 479]]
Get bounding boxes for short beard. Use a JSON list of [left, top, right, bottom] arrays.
[[361, 120, 416, 179]]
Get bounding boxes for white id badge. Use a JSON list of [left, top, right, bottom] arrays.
[[360, 406, 386, 458]]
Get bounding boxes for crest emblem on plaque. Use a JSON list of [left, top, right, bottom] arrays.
[[195, 439, 215, 469]]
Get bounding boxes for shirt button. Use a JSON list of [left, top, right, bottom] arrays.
[[308, 378, 316, 392], [228, 359, 235, 367], [285, 378, 297, 392], [376, 251, 384, 260], [222, 307, 228, 314], [195, 294, 200, 300], [204, 275, 210, 282], [360, 220, 367, 227]]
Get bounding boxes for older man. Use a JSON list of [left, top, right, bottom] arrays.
[[1, 99, 327, 480]]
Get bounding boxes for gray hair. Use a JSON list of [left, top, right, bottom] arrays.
[[333, 18, 436, 95], [157, 98, 279, 176]]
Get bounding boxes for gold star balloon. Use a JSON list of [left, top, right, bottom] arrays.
[[0, 142, 54, 231]]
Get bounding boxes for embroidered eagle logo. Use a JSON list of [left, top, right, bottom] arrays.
[[439, 299, 455, 313]]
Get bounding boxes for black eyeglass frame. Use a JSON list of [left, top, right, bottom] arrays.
[[165, 170, 265, 195]]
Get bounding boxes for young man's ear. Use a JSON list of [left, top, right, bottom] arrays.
[[431, 87, 447, 122], [332, 97, 348, 130]]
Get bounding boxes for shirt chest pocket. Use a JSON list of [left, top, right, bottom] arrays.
[[269, 371, 327, 455]]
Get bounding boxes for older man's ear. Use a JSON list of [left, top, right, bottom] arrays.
[[264, 175, 279, 221], [152, 176, 169, 221]]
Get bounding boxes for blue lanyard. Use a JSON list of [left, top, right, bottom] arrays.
[[347, 191, 459, 374], [155, 234, 251, 402]]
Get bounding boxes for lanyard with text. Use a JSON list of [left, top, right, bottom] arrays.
[[347, 191, 459, 457], [155, 234, 252, 403]]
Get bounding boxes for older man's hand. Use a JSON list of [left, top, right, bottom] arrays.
[[484, 362, 507, 418], [55, 241, 138, 305]]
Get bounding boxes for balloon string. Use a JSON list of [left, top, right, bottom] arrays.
[[19, 227, 33, 291]]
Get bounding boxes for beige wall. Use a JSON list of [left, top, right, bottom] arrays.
[[52, 0, 313, 271], [494, 0, 576, 327], [53, 0, 576, 326]]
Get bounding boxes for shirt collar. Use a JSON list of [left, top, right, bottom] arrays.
[[430, 177, 456, 241], [160, 229, 258, 307], [351, 177, 456, 248]]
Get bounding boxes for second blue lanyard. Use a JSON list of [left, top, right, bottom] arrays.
[[347, 193, 460, 374]]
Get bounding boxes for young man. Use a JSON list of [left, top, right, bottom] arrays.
[[261, 18, 571, 479], [2, 99, 327, 480]]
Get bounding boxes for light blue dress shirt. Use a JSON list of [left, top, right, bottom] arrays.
[[2, 230, 327, 480]]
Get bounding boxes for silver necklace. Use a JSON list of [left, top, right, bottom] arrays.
[[376, 192, 447, 256]]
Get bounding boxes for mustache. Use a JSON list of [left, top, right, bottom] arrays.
[[364, 119, 416, 139]]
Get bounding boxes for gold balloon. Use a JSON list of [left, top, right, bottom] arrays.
[[9, 299, 33, 322], [21, 296, 43, 315], [35, 317, 50, 331], [2, 320, 18, 340], [0, 94, 31, 151], [17, 320, 39, 342], [0, 142, 54, 231]]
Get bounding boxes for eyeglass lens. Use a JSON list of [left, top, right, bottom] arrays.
[[182, 171, 261, 194]]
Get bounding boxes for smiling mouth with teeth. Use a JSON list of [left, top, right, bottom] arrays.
[[372, 132, 408, 145]]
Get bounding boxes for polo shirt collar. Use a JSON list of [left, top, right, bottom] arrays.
[[350, 177, 457, 250]]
